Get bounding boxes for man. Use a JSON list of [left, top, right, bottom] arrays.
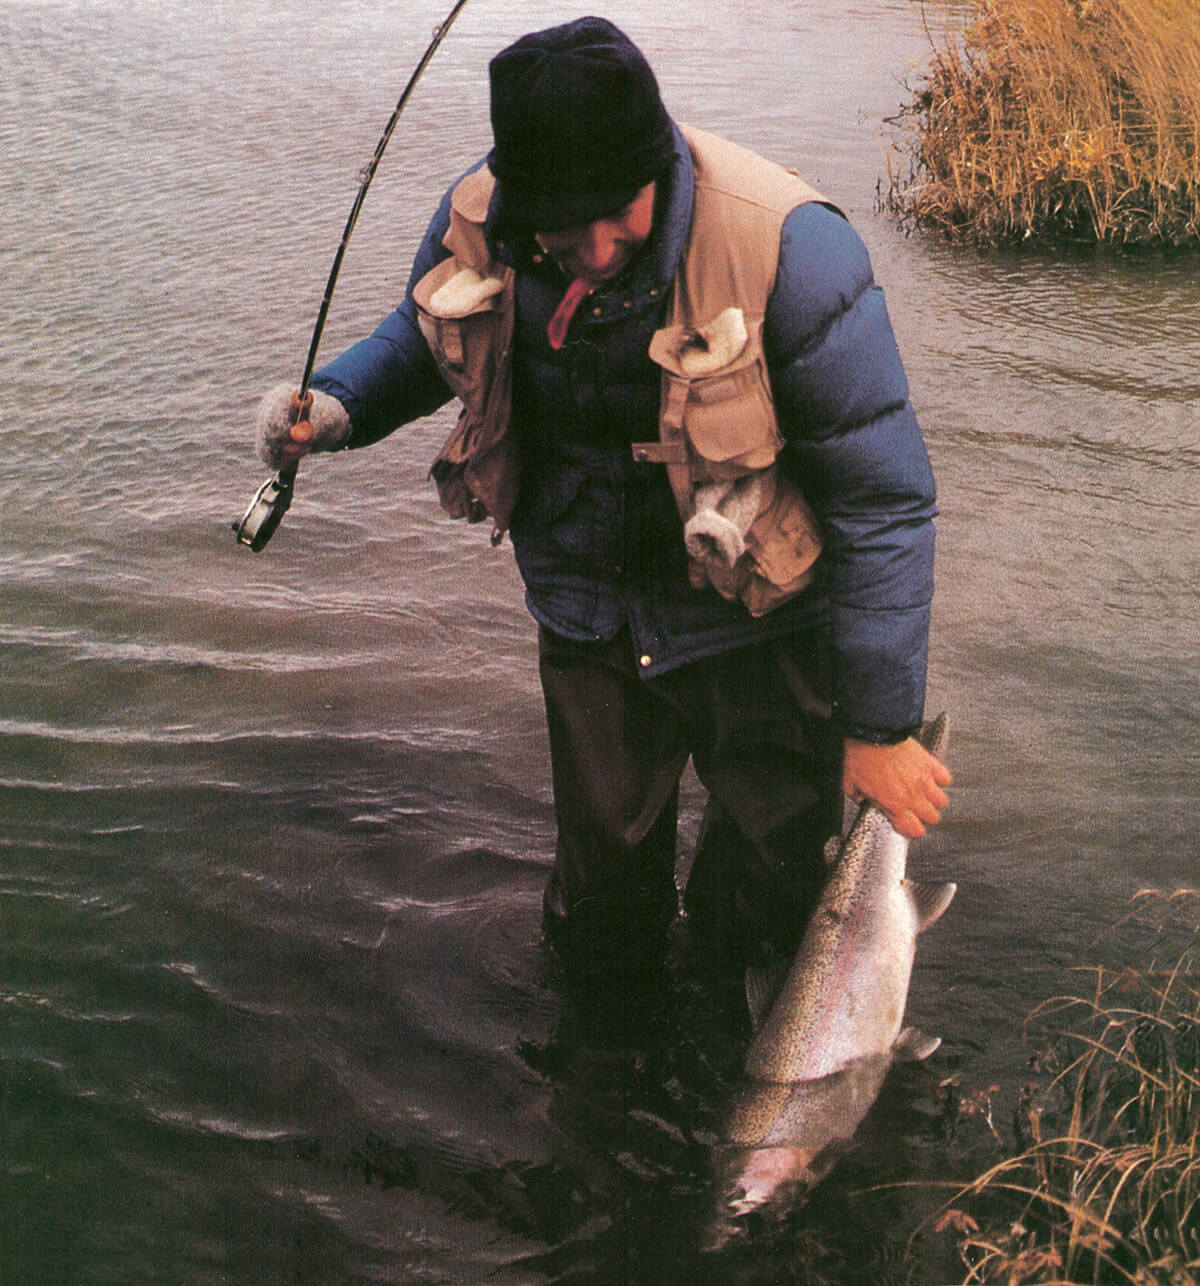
[[255, 17, 950, 1006]]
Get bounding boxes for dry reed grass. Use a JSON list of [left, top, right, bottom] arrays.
[[885, 0, 1200, 245], [930, 889, 1200, 1284]]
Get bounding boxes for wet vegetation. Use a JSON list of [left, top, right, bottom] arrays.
[[884, 0, 1200, 246], [929, 890, 1200, 1284]]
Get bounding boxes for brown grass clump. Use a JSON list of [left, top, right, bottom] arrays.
[[885, 0, 1200, 246], [930, 890, 1200, 1284]]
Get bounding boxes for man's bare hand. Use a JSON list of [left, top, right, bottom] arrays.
[[843, 736, 952, 839]]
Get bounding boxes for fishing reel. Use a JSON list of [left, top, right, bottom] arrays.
[[233, 387, 308, 552], [232, 466, 296, 552]]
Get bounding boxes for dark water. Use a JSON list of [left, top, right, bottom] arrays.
[[4, 0, 1198, 1282]]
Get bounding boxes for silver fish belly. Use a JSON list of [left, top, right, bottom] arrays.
[[708, 714, 955, 1239]]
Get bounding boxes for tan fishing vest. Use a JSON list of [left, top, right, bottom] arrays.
[[415, 125, 828, 617]]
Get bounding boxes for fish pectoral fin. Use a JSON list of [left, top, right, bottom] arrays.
[[906, 879, 957, 932], [744, 961, 788, 1031], [894, 1027, 942, 1061]]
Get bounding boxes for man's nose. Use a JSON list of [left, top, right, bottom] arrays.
[[574, 222, 620, 274]]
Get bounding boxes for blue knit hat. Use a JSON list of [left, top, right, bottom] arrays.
[[487, 17, 675, 233]]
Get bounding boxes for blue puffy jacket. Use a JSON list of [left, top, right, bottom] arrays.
[[311, 123, 937, 741]]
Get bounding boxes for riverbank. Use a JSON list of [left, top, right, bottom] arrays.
[[885, 0, 1200, 246], [930, 890, 1200, 1284]]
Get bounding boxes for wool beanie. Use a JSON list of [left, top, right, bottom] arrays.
[[487, 16, 675, 233]]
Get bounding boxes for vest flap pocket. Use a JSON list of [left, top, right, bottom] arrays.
[[431, 401, 518, 534], [415, 259, 513, 394], [431, 410, 485, 522], [648, 307, 752, 379], [414, 258, 506, 320], [746, 476, 823, 587], [665, 361, 780, 470], [651, 315, 780, 471]]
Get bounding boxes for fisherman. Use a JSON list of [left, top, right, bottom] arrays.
[[253, 16, 950, 1012]]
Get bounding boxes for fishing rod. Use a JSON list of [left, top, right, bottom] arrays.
[[234, 0, 473, 552]]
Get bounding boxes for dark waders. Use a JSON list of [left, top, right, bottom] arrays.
[[537, 627, 843, 1012]]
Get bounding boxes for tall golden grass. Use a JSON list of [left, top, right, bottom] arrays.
[[931, 890, 1200, 1284], [885, 0, 1200, 245]]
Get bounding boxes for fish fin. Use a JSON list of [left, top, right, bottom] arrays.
[[917, 711, 949, 758], [744, 962, 788, 1031], [906, 879, 957, 932], [894, 1027, 942, 1062]]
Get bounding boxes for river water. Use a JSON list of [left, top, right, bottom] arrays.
[[3, 0, 1198, 1282]]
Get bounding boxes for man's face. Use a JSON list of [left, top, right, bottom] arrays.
[[535, 182, 657, 283]]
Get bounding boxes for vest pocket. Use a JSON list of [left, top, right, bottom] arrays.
[[741, 471, 823, 614], [682, 467, 823, 617], [414, 259, 509, 417], [650, 317, 781, 479]]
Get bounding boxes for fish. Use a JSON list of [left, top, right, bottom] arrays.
[[706, 713, 956, 1244]]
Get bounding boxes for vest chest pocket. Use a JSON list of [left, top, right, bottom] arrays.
[[413, 259, 511, 418], [649, 313, 781, 481]]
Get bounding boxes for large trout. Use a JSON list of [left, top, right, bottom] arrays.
[[708, 714, 955, 1239]]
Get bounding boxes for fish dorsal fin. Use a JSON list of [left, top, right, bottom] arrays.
[[744, 961, 788, 1031], [917, 711, 949, 758], [905, 879, 957, 932], [894, 1027, 942, 1061]]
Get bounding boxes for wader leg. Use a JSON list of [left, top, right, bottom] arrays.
[[674, 634, 843, 977], [537, 627, 689, 1002]]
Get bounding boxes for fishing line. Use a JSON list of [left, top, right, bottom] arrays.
[[234, 0, 473, 552]]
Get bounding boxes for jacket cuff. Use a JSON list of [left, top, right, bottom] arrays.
[[834, 715, 920, 746]]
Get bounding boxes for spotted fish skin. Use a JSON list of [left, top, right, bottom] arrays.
[[706, 714, 955, 1244]]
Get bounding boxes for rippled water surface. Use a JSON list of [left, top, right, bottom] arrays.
[[4, 1, 1198, 1282]]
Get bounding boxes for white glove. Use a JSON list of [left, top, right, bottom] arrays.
[[684, 473, 767, 567], [255, 383, 351, 470]]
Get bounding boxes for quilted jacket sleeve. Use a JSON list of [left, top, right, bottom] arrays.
[[308, 185, 458, 446], [765, 201, 937, 742]]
